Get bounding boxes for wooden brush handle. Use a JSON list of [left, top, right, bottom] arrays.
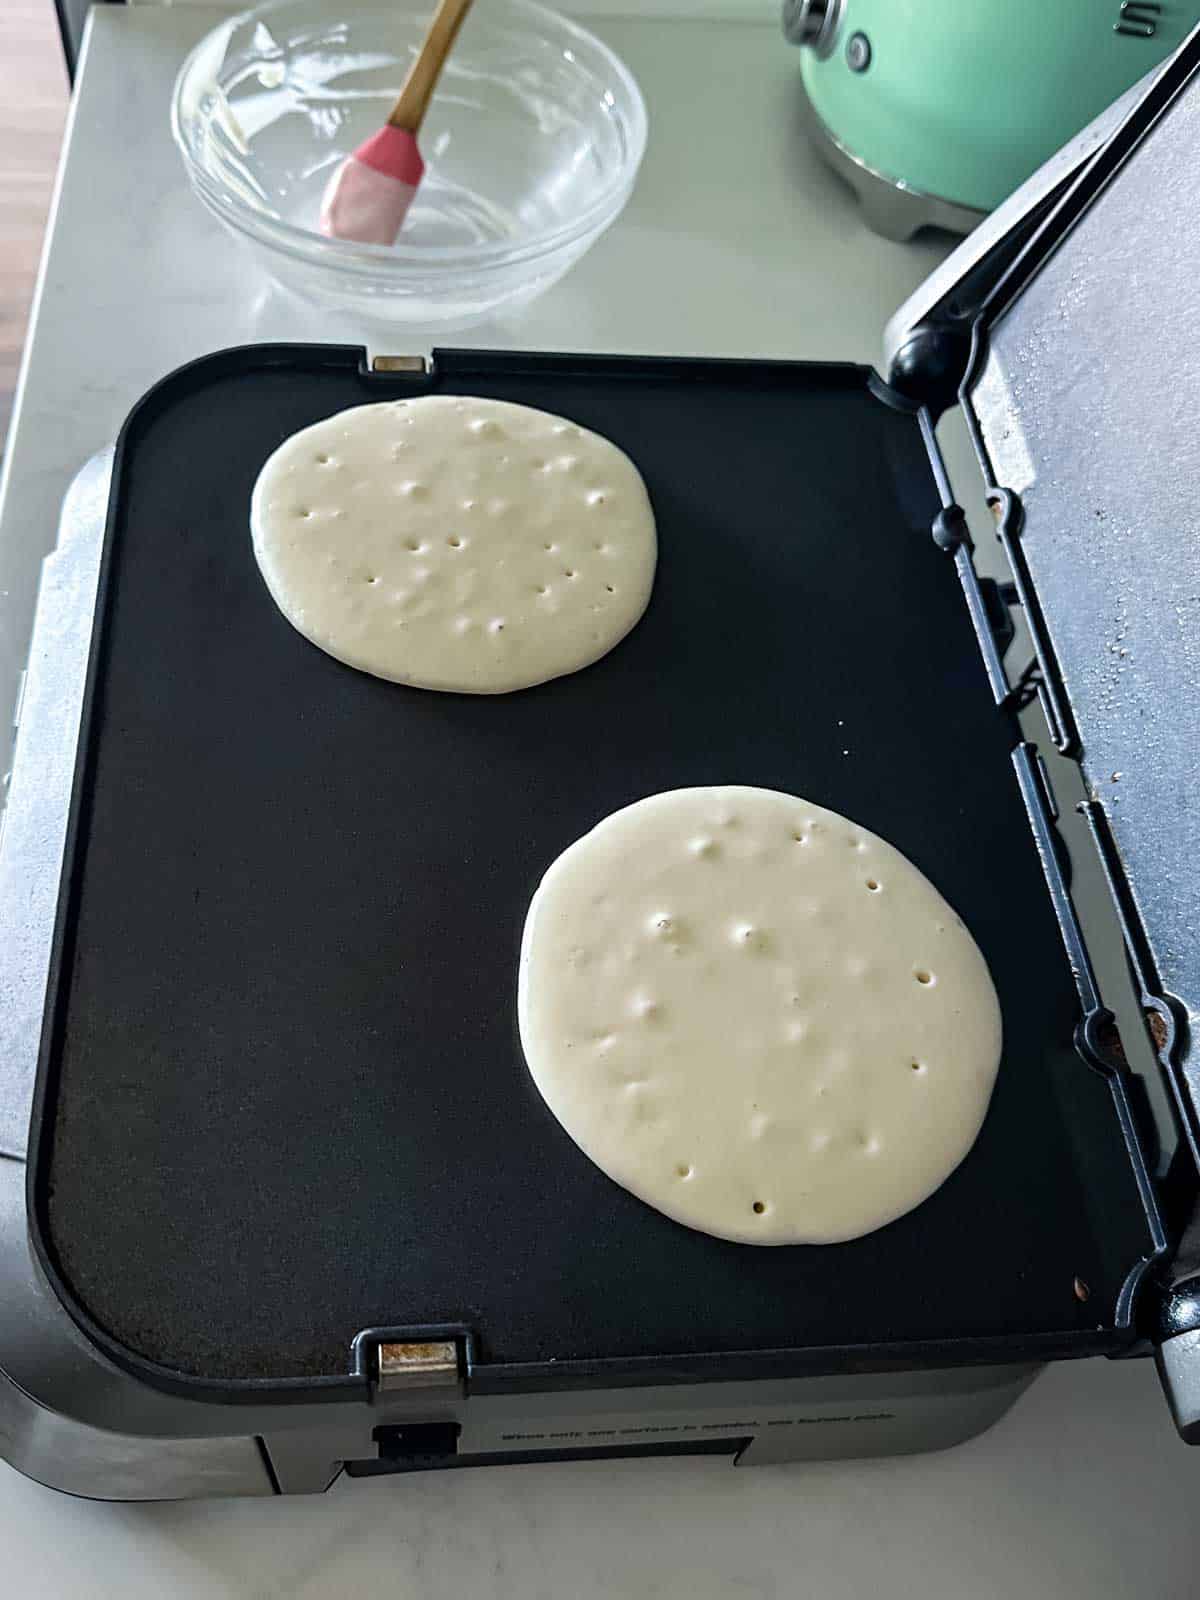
[[387, 0, 477, 134]]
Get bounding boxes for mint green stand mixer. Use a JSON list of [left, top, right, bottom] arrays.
[[783, 0, 1199, 237]]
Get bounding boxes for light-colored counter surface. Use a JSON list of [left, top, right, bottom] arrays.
[[1, 9, 1197, 1594]]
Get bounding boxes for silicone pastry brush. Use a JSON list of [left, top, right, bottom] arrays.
[[320, 0, 475, 245]]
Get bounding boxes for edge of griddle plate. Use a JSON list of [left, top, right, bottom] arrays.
[[21, 343, 1135, 1404], [21, 346, 388, 1406]]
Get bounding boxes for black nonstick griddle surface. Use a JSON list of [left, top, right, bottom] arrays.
[[31, 346, 1154, 1397]]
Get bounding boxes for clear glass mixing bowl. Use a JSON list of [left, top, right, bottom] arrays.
[[171, 0, 647, 329]]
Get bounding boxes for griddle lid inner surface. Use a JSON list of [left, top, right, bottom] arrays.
[[967, 62, 1200, 1122]]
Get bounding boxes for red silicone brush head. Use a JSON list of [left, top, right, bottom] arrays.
[[319, 126, 426, 245]]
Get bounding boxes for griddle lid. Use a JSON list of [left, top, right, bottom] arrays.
[[964, 31, 1200, 1150]]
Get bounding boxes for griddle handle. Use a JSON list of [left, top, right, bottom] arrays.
[[1157, 1300, 1200, 1445], [1156, 1202, 1200, 1444]]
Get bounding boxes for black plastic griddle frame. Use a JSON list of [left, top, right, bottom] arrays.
[[960, 41, 1200, 1176], [911, 412, 1166, 1305], [886, 28, 1200, 1381], [26, 343, 1167, 1405], [893, 31, 1200, 1174]]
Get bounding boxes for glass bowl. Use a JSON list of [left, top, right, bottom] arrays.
[[171, 0, 647, 330]]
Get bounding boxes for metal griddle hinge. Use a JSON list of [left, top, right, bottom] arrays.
[[371, 356, 429, 375], [1012, 742, 1168, 1317], [917, 411, 1016, 710], [985, 489, 1080, 756], [376, 1340, 460, 1392], [350, 1323, 473, 1396], [1078, 798, 1194, 1165], [917, 410, 1169, 1321], [916, 411, 1079, 752]]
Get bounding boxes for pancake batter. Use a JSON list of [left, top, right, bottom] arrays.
[[250, 395, 656, 693], [518, 786, 1002, 1245]]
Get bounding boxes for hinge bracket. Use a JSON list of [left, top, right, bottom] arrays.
[[350, 1323, 473, 1396]]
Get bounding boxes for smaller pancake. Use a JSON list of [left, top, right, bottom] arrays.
[[250, 395, 657, 693]]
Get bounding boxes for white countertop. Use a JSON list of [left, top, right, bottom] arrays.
[[1, 7, 1198, 1593]]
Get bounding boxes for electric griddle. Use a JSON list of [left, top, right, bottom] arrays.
[[1, 29, 1198, 1500]]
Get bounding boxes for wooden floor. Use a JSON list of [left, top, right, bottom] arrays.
[[0, 0, 67, 446]]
